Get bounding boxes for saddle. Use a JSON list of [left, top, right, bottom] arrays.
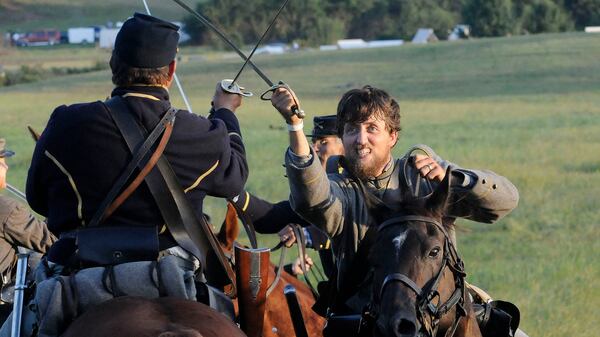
[[473, 300, 521, 337]]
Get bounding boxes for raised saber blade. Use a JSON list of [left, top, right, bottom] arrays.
[[171, 0, 274, 86], [230, 0, 291, 87]]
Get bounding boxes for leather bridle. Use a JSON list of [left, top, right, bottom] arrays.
[[364, 215, 467, 337]]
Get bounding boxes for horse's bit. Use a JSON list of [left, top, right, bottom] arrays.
[[364, 215, 467, 337]]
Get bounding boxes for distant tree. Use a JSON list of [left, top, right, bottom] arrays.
[[396, 0, 458, 40], [464, 0, 515, 36], [346, 0, 459, 40], [183, 0, 585, 46], [517, 0, 574, 33], [346, 0, 393, 40], [184, 0, 341, 47], [276, 0, 335, 45], [183, 0, 268, 47], [565, 0, 600, 29]]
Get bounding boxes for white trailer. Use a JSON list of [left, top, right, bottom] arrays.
[[68, 27, 95, 44], [99, 28, 119, 49]]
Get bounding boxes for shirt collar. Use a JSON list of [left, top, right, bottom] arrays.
[[367, 157, 395, 190], [111, 85, 170, 102]]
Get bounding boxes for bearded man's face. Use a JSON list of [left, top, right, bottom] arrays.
[[342, 115, 397, 180]]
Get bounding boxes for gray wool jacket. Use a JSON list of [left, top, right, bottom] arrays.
[[285, 144, 519, 312]]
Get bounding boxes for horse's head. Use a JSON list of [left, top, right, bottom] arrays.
[[217, 202, 241, 253], [367, 169, 467, 337]]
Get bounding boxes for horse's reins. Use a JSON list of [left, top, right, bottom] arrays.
[[266, 224, 322, 298], [291, 224, 321, 298], [368, 215, 467, 337]]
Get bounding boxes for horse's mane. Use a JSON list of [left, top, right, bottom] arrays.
[[395, 202, 454, 229]]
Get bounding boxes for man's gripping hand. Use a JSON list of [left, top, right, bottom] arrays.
[[413, 154, 446, 182], [212, 82, 242, 112], [271, 87, 302, 126]]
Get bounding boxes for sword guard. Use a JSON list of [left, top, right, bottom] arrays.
[[260, 81, 305, 119], [221, 79, 253, 97]]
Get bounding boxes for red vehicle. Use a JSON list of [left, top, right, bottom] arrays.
[[16, 29, 61, 46]]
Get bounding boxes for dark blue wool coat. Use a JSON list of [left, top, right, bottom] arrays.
[[27, 86, 248, 249]]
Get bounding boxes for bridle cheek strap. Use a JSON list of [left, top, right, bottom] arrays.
[[380, 273, 423, 300]]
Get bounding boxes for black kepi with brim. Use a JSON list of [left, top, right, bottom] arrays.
[[0, 138, 15, 158], [114, 12, 180, 68], [307, 115, 338, 138]]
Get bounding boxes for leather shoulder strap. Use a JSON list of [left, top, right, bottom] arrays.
[[88, 97, 172, 227], [104, 97, 236, 295]]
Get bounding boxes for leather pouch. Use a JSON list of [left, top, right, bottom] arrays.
[[76, 226, 159, 267]]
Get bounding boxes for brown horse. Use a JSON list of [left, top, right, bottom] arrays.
[[366, 171, 482, 337], [61, 296, 247, 337], [218, 203, 326, 337]]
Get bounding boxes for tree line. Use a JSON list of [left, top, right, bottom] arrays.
[[184, 0, 600, 47]]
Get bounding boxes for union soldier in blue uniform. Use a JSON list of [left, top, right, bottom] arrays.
[[27, 13, 248, 259], [0, 13, 249, 337]]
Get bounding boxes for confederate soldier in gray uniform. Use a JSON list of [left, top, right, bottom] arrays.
[[0, 139, 56, 321], [269, 85, 520, 333]]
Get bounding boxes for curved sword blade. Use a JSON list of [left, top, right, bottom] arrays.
[[171, 0, 274, 86], [230, 0, 291, 87]]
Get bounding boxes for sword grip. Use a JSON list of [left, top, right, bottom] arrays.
[[260, 82, 306, 119], [291, 105, 306, 119]]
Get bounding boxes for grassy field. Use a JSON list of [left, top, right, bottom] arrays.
[[1, 32, 599, 336], [0, 0, 203, 31]]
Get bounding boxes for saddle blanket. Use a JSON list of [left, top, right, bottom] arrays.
[[33, 255, 196, 337]]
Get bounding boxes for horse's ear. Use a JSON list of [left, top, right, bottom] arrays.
[[217, 202, 240, 252], [425, 167, 452, 215]]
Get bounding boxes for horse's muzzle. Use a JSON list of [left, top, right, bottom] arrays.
[[375, 311, 419, 337]]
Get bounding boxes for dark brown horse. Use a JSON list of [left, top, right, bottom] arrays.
[[218, 203, 326, 337], [365, 171, 482, 337], [61, 296, 247, 337]]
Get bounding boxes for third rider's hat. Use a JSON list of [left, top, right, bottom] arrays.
[[308, 115, 338, 139]]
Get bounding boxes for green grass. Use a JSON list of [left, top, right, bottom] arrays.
[[0, 0, 205, 31], [1, 32, 599, 336]]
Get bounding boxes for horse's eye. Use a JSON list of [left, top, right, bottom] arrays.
[[428, 247, 441, 258]]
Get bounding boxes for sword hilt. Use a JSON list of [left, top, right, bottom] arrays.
[[260, 81, 305, 119], [221, 79, 253, 97]]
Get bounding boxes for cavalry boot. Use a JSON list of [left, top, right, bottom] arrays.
[[234, 244, 270, 337]]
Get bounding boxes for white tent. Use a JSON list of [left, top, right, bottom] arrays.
[[412, 29, 438, 44]]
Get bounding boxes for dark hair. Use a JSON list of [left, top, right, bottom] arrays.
[[336, 85, 401, 137], [110, 53, 171, 87]]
